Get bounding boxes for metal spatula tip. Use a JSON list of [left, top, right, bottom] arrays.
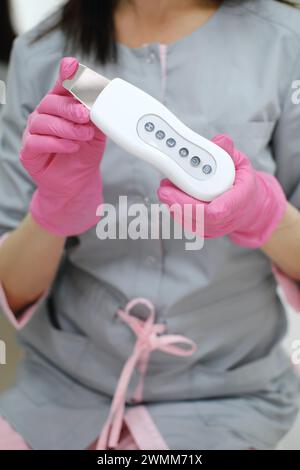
[[63, 64, 110, 110]]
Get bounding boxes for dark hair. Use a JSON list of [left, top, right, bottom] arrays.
[[36, 0, 118, 64], [0, 0, 16, 63], [37, 0, 297, 65]]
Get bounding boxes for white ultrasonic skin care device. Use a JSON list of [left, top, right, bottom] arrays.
[[63, 64, 235, 201]]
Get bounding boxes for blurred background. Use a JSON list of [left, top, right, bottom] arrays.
[[0, 0, 300, 450], [10, 0, 64, 34]]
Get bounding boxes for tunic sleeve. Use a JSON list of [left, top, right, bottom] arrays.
[[0, 37, 47, 328]]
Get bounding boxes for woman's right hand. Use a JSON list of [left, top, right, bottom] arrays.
[[20, 57, 106, 237]]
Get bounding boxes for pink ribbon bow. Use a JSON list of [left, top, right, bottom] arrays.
[[96, 298, 197, 450]]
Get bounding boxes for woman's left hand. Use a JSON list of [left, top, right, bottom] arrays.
[[157, 134, 287, 248]]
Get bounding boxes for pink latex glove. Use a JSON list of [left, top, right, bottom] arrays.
[[157, 134, 287, 248], [20, 57, 106, 237]]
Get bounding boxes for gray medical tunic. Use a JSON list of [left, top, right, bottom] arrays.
[[0, 0, 300, 450]]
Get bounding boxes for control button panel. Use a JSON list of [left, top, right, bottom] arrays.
[[137, 114, 216, 181], [156, 130, 165, 140], [190, 156, 201, 167], [179, 147, 189, 157], [145, 122, 155, 132]]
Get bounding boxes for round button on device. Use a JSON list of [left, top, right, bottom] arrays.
[[190, 156, 201, 167], [156, 130, 166, 140], [179, 147, 189, 157], [202, 164, 213, 174], [166, 138, 176, 148], [145, 122, 155, 132]]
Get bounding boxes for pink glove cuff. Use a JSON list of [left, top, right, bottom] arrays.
[[229, 172, 287, 248]]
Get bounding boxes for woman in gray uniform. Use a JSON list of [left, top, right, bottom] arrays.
[[0, 0, 300, 450]]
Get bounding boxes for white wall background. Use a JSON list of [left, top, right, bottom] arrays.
[[10, 0, 65, 34]]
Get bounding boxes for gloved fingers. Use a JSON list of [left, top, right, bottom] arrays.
[[161, 199, 205, 234], [204, 209, 237, 230], [49, 57, 79, 96], [158, 179, 195, 204], [212, 134, 234, 156], [157, 180, 208, 237], [21, 134, 80, 160], [206, 164, 256, 220], [207, 135, 256, 220], [158, 170, 252, 226], [212, 134, 252, 170], [92, 125, 107, 142], [158, 180, 198, 206], [158, 160, 253, 226], [158, 180, 236, 234], [158, 178, 210, 206], [37, 95, 90, 124], [29, 114, 95, 142], [157, 179, 178, 203], [159, 178, 173, 188]]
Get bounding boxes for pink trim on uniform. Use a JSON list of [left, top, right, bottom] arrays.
[[124, 405, 169, 450], [0, 416, 30, 450], [0, 415, 140, 450], [96, 298, 197, 450], [115, 425, 140, 450], [272, 264, 300, 313], [89, 423, 139, 450], [0, 233, 48, 330], [159, 44, 168, 101]]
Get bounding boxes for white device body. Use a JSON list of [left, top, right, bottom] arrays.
[[63, 65, 236, 201], [88, 78, 235, 201]]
